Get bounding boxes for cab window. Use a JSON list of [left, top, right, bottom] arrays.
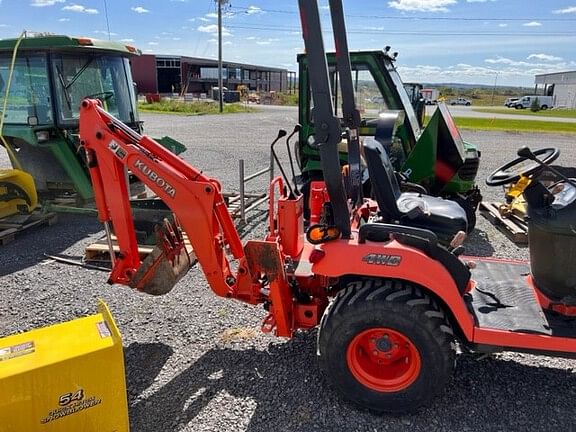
[[0, 54, 53, 125]]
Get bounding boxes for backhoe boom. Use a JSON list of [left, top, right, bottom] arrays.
[[79, 99, 245, 298]]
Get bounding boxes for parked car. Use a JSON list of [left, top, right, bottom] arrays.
[[449, 97, 471, 106], [513, 95, 554, 110], [504, 97, 519, 108]]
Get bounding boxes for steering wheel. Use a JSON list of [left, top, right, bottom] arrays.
[[84, 91, 114, 102], [486, 147, 560, 186]]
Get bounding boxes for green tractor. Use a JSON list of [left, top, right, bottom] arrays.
[[297, 49, 481, 229], [0, 34, 184, 208]]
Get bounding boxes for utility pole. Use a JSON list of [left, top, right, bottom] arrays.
[[216, 0, 229, 113], [103, 0, 111, 40], [490, 71, 499, 106]]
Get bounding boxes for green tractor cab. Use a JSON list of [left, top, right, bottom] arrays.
[[297, 49, 481, 228], [0, 34, 185, 204]]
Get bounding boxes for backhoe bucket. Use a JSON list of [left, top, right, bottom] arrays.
[[129, 219, 194, 295]]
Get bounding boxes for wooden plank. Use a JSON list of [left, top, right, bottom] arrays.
[[84, 242, 154, 262], [479, 201, 528, 244], [84, 233, 194, 263], [0, 228, 17, 245], [0, 211, 58, 246]]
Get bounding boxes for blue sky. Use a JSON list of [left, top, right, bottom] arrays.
[[1, 0, 576, 86]]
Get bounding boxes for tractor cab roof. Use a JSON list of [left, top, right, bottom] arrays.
[[0, 34, 141, 56]]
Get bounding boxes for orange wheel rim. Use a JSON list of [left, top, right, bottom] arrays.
[[346, 328, 421, 392]]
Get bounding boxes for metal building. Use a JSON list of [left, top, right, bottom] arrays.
[[535, 71, 576, 109], [131, 54, 293, 96]]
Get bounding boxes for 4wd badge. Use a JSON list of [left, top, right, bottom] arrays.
[[362, 253, 402, 266]]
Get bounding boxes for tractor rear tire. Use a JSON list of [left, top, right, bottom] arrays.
[[318, 279, 456, 414]]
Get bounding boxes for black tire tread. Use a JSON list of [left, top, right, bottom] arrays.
[[318, 278, 456, 413]]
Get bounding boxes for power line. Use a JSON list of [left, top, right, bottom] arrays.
[[225, 24, 576, 37], [230, 5, 576, 22]]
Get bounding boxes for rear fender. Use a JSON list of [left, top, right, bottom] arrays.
[[310, 237, 475, 339]]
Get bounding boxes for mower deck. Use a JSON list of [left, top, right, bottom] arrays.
[[468, 259, 576, 338]]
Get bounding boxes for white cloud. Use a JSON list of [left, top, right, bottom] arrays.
[[31, 0, 64, 6], [498, 23, 508, 27], [58, 17, 70, 22], [148, 42, 158, 46], [205, 12, 218, 18], [522, 21, 542, 27], [246, 36, 257, 40], [198, 17, 210, 22], [256, 38, 280, 45], [553, 6, 576, 14], [388, 0, 457, 12], [466, 0, 496, 2], [484, 55, 576, 74], [62, 4, 99, 14], [246, 5, 264, 14], [527, 53, 563, 62], [131, 6, 149, 14], [208, 38, 232, 45], [397, 58, 575, 86], [198, 24, 218, 33], [197, 24, 230, 36], [94, 30, 117, 36], [120, 38, 135, 42]]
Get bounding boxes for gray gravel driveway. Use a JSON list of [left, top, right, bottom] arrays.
[[1, 108, 576, 431]]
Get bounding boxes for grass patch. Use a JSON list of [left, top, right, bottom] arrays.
[[473, 107, 576, 118], [274, 92, 299, 106], [138, 100, 257, 115], [452, 117, 576, 134]]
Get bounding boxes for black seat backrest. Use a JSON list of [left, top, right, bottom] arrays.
[[363, 137, 403, 220]]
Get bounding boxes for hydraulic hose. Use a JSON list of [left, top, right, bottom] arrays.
[[0, 31, 27, 170]]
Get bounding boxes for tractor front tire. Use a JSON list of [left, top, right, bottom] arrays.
[[318, 279, 456, 414]]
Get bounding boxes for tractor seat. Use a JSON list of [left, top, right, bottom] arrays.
[[363, 136, 467, 245]]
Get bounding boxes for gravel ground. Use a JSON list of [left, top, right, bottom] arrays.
[[1, 109, 576, 431]]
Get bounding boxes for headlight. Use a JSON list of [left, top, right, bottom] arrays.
[[35, 130, 50, 143]]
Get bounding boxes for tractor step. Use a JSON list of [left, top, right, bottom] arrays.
[[0, 210, 58, 246], [479, 201, 528, 244], [467, 260, 549, 334], [467, 260, 576, 338]]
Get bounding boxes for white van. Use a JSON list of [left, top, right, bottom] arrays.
[[513, 95, 554, 110]]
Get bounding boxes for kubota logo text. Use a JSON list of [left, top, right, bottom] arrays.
[[134, 159, 176, 198]]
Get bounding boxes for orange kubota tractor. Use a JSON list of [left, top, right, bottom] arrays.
[[79, 0, 576, 413]]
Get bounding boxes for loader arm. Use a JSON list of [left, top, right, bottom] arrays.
[[328, 0, 363, 205], [298, 0, 351, 238], [79, 99, 245, 297]]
